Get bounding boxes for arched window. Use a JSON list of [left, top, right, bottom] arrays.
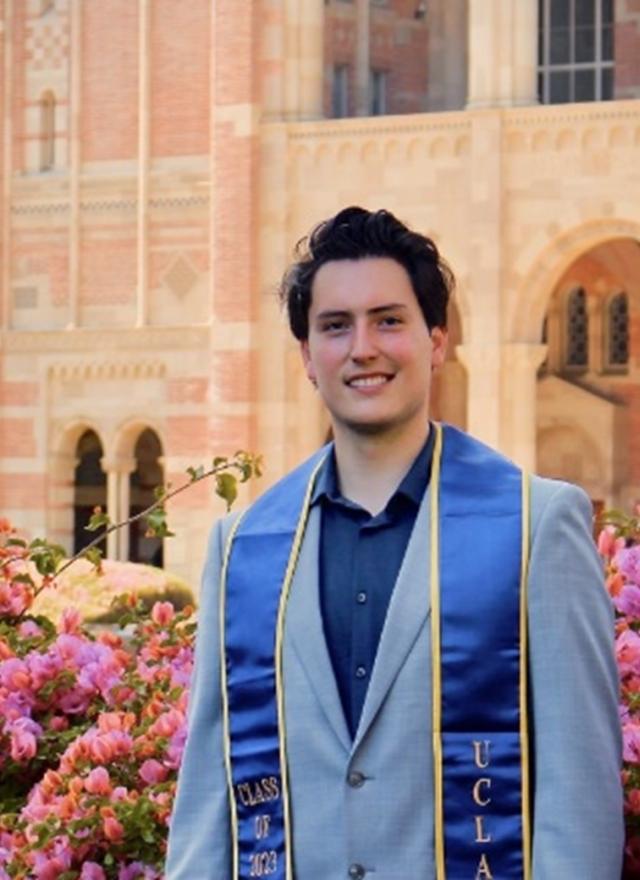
[[538, 0, 614, 104], [129, 429, 164, 567], [74, 430, 107, 555], [40, 91, 56, 171], [566, 287, 589, 368], [606, 291, 629, 369]]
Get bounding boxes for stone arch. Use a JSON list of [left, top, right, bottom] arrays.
[[48, 420, 106, 554], [609, 126, 630, 150], [506, 130, 527, 153], [129, 428, 164, 566], [556, 129, 576, 151], [360, 141, 380, 165], [337, 141, 355, 164], [111, 420, 166, 563], [407, 137, 424, 163], [72, 428, 107, 556], [531, 130, 551, 152], [454, 134, 470, 157], [510, 218, 640, 344], [428, 136, 448, 159], [384, 139, 401, 163]]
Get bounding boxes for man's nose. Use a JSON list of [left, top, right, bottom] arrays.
[[350, 321, 377, 361]]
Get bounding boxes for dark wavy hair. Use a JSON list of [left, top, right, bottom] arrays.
[[278, 206, 454, 340]]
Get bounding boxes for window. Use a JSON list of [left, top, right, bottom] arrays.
[[566, 287, 589, 368], [370, 70, 388, 116], [605, 292, 629, 369], [538, 0, 614, 104], [332, 65, 349, 118], [40, 91, 56, 171]]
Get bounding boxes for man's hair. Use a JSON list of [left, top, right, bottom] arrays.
[[278, 206, 455, 341]]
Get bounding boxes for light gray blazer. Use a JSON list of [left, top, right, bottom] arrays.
[[166, 474, 624, 879]]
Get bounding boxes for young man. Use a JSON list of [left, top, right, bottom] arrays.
[[166, 207, 623, 879]]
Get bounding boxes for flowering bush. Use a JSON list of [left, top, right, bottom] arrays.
[[599, 514, 640, 878], [0, 522, 194, 879], [31, 558, 193, 625]]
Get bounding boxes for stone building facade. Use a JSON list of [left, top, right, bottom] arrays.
[[1, 0, 639, 590]]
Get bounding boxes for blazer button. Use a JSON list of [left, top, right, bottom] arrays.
[[348, 864, 365, 879], [347, 770, 365, 788]]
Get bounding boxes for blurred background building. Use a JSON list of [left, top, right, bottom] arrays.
[[1, 0, 639, 588]]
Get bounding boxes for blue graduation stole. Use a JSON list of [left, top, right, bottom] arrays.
[[220, 423, 531, 880]]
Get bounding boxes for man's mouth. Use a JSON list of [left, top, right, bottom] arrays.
[[346, 374, 392, 388]]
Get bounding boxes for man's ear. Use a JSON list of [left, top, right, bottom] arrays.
[[300, 340, 317, 384], [430, 326, 448, 369]]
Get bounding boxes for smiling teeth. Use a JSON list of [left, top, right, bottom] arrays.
[[350, 376, 388, 387]]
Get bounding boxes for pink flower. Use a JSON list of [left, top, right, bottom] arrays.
[[148, 708, 184, 739], [139, 759, 169, 785], [624, 723, 640, 764], [617, 546, 640, 586], [18, 620, 42, 639], [84, 766, 112, 796], [0, 658, 30, 692], [9, 717, 41, 762], [598, 526, 625, 559], [616, 629, 640, 677], [151, 601, 174, 627], [58, 607, 82, 635], [102, 815, 124, 842], [80, 864, 106, 880], [614, 584, 640, 621], [0, 579, 33, 616]]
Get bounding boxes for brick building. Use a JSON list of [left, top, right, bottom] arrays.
[[1, 0, 640, 590]]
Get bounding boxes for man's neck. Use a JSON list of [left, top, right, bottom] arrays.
[[333, 421, 432, 515]]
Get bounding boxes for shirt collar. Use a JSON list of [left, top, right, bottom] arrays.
[[311, 423, 435, 510]]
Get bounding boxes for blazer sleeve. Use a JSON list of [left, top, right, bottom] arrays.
[[528, 480, 624, 879], [165, 517, 232, 879]]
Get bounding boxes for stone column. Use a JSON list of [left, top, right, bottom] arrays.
[[467, 0, 538, 109], [298, 0, 324, 119], [500, 343, 548, 470], [354, 0, 370, 116], [101, 456, 136, 560], [456, 343, 502, 450]]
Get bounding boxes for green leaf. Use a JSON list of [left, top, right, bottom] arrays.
[[215, 472, 238, 511], [186, 465, 205, 482], [82, 546, 103, 569], [6, 537, 27, 548], [86, 509, 111, 532], [213, 456, 227, 467], [11, 573, 35, 587]]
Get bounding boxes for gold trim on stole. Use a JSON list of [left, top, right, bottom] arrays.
[[429, 423, 446, 879], [219, 455, 326, 880], [519, 471, 532, 880], [430, 426, 532, 880], [220, 511, 248, 880]]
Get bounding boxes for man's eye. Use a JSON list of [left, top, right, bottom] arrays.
[[380, 315, 402, 327], [321, 321, 348, 333]]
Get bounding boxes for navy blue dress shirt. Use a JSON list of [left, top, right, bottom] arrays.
[[311, 428, 435, 737]]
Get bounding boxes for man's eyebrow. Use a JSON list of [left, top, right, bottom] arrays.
[[315, 303, 409, 320]]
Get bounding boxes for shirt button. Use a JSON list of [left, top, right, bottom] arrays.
[[356, 591, 367, 604], [355, 665, 367, 679], [347, 770, 365, 788], [348, 864, 365, 879]]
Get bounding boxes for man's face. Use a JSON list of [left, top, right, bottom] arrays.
[[300, 257, 447, 441]]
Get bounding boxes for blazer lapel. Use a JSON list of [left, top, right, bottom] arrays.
[[285, 505, 352, 754], [352, 483, 432, 751]]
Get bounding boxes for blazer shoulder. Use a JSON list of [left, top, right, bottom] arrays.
[[528, 474, 593, 536]]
